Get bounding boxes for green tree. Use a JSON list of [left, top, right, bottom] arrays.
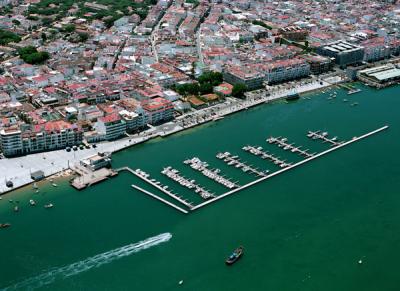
[[41, 17, 52, 26], [176, 83, 200, 96], [41, 32, 47, 41], [62, 24, 75, 33], [18, 46, 50, 64], [232, 83, 247, 99], [77, 32, 89, 42], [199, 82, 213, 95], [0, 29, 21, 45], [197, 71, 223, 86]]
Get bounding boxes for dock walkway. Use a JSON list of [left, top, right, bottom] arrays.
[[192, 125, 389, 211], [131, 185, 188, 214], [117, 167, 194, 209]]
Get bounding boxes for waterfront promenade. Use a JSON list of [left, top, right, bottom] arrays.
[[0, 76, 343, 195]]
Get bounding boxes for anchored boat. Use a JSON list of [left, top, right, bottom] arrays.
[[225, 246, 244, 265]]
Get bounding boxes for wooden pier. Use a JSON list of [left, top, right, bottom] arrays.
[[131, 185, 188, 214], [192, 125, 389, 211]]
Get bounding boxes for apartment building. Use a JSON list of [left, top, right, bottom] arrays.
[[0, 121, 83, 157], [141, 97, 174, 125]]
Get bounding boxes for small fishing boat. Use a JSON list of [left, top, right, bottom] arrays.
[[14, 205, 19, 212], [0, 223, 11, 229], [44, 203, 54, 209], [29, 199, 36, 206], [52, 183, 58, 187], [225, 246, 244, 265]]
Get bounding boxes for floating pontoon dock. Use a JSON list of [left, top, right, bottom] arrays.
[[307, 130, 342, 146], [267, 136, 314, 158], [242, 145, 291, 168], [161, 166, 214, 199], [118, 167, 194, 209], [191, 125, 389, 211], [184, 157, 240, 188], [216, 152, 268, 176]]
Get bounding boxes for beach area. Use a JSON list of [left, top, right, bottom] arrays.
[[0, 75, 344, 195]]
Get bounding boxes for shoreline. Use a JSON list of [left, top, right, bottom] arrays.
[[0, 76, 345, 196]]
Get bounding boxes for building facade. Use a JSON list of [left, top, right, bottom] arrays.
[[0, 121, 83, 157], [95, 113, 127, 141], [317, 40, 365, 67], [141, 97, 174, 125]]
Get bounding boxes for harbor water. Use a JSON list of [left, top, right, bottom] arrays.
[[1, 84, 400, 291]]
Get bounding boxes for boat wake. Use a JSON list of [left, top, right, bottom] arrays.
[[1, 232, 172, 291]]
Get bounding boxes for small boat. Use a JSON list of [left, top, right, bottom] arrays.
[[33, 183, 38, 189], [29, 199, 36, 206], [44, 203, 54, 209], [225, 246, 244, 265], [0, 223, 11, 228], [178, 280, 184, 285], [14, 205, 19, 212], [213, 116, 224, 121], [52, 183, 58, 187]]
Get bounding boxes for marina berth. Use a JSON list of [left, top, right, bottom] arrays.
[[161, 166, 214, 200], [266, 136, 315, 158], [184, 157, 240, 189], [216, 152, 269, 176], [242, 146, 291, 168]]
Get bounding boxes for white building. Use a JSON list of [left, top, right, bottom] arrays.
[[95, 113, 126, 141]]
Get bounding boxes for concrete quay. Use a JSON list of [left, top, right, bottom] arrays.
[[131, 185, 188, 214], [70, 166, 118, 190]]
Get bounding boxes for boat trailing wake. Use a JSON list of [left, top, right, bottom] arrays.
[[1, 232, 172, 291]]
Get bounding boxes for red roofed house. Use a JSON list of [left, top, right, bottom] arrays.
[[141, 97, 174, 125], [95, 113, 126, 141]]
